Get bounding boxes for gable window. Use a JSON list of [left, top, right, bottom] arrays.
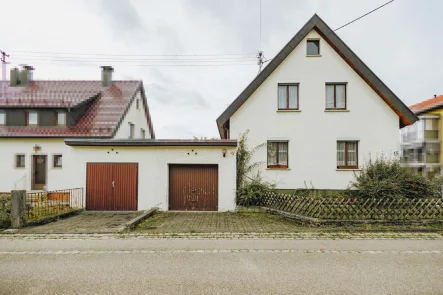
[[326, 84, 346, 110], [15, 154, 25, 168], [128, 123, 135, 139], [278, 84, 299, 110], [337, 141, 358, 169], [267, 141, 289, 168], [136, 99, 140, 110], [141, 128, 146, 139], [307, 39, 320, 56], [57, 111, 66, 126], [53, 154, 62, 168], [27, 111, 38, 126], [0, 111, 5, 126]]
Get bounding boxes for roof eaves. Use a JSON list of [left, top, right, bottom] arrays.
[[65, 139, 238, 147]]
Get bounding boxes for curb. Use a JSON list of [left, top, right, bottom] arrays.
[[118, 207, 158, 232]]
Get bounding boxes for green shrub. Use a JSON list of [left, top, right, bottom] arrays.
[[0, 194, 11, 228], [236, 172, 276, 206], [352, 155, 441, 198]]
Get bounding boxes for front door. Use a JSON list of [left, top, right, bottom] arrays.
[[32, 155, 47, 190]]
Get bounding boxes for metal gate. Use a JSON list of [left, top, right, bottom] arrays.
[[169, 164, 218, 211], [86, 163, 138, 211]]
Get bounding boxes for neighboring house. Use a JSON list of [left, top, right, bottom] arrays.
[[0, 65, 237, 211], [216, 14, 418, 190], [400, 94, 443, 178]]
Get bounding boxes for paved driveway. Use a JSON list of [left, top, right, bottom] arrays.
[[18, 211, 143, 234]]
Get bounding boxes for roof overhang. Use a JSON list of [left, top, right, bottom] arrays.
[[216, 14, 418, 138], [65, 139, 238, 147]]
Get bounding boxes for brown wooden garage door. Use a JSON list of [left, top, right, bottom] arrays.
[[86, 163, 138, 211], [169, 164, 218, 211]]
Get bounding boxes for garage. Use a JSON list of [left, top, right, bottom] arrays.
[[86, 163, 138, 211], [169, 164, 218, 211]]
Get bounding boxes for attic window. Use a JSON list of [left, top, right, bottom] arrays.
[[0, 111, 5, 126], [136, 99, 140, 110], [27, 111, 38, 126], [307, 40, 320, 56], [57, 111, 66, 126]]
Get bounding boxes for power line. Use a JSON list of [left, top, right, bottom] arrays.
[[334, 0, 395, 31]]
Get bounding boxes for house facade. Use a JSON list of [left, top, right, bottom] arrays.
[[216, 14, 418, 190], [400, 95, 443, 179], [0, 66, 237, 211]]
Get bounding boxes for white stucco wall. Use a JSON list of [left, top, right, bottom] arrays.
[[0, 139, 69, 192], [113, 90, 152, 139], [66, 145, 236, 211], [229, 29, 400, 189]]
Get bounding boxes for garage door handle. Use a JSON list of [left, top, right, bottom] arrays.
[[112, 181, 115, 188]]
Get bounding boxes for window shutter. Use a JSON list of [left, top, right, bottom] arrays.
[[278, 86, 287, 109], [288, 86, 298, 109], [326, 85, 335, 109], [336, 85, 346, 108]]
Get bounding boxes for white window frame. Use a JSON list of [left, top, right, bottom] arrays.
[[53, 154, 63, 168], [57, 111, 66, 126]]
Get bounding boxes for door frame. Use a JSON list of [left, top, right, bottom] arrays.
[[31, 154, 48, 190], [85, 162, 139, 211]]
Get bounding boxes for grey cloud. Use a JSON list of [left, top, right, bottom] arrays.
[[148, 82, 209, 109]]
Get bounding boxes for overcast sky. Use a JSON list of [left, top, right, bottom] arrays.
[[1, 0, 442, 138]]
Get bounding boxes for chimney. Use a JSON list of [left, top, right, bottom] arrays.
[[10, 67, 20, 86], [435, 94, 437, 98], [19, 65, 34, 86], [101, 66, 114, 87]]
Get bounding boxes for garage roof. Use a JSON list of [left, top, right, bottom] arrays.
[[65, 139, 238, 147]]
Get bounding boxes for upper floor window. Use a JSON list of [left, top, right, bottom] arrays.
[[0, 111, 5, 126], [128, 123, 135, 139], [337, 141, 358, 169], [57, 111, 66, 126], [307, 39, 320, 56], [141, 128, 146, 139], [136, 99, 140, 110], [27, 111, 38, 126], [278, 84, 299, 110], [267, 141, 289, 168], [326, 84, 346, 110]]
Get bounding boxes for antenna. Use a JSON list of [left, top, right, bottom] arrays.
[[257, 0, 264, 74], [0, 50, 9, 98]]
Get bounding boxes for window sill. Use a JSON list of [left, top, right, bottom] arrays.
[[306, 54, 321, 57], [266, 168, 291, 171], [336, 168, 362, 171], [15, 167, 25, 169], [325, 109, 350, 112], [277, 110, 301, 113]]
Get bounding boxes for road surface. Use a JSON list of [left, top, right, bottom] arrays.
[[0, 237, 442, 294]]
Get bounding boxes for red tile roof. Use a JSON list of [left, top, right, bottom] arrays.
[[0, 80, 153, 138], [409, 95, 443, 114]]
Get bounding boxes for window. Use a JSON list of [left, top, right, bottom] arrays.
[[57, 111, 66, 126], [27, 111, 38, 126], [128, 123, 135, 139], [326, 84, 346, 110], [307, 40, 320, 55], [267, 141, 289, 168], [337, 141, 358, 169], [53, 155, 62, 168], [15, 154, 25, 168], [136, 99, 140, 110], [278, 84, 299, 110], [0, 111, 5, 126], [141, 128, 146, 139]]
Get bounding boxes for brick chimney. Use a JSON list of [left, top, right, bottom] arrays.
[[101, 66, 114, 87]]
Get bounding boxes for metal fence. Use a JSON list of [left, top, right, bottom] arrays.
[[26, 188, 84, 221], [261, 191, 443, 221]]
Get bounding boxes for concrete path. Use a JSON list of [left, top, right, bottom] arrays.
[[0, 237, 442, 294], [18, 211, 143, 234]]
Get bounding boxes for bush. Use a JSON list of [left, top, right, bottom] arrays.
[[352, 156, 441, 198], [0, 194, 11, 229], [236, 172, 276, 206]]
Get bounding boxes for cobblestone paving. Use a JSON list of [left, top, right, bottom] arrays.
[[135, 212, 316, 233]]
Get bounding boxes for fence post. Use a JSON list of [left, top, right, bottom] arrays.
[[11, 190, 26, 229]]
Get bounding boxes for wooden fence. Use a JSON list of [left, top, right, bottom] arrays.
[[260, 192, 443, 221]]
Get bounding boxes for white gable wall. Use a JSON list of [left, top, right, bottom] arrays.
[[113, 90, 152, 139], [229, 30, 400, 189]]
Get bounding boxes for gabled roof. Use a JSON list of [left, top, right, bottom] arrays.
[[409, 95, 443, 115], [216, 14, 418, 137], [0, 80, 155, 138]]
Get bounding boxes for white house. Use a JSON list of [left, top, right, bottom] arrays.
[[0, 66, 237, 211], [216, 14, 418, 190]]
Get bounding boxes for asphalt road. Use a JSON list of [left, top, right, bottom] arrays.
[[0, 238, 442, 295]]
